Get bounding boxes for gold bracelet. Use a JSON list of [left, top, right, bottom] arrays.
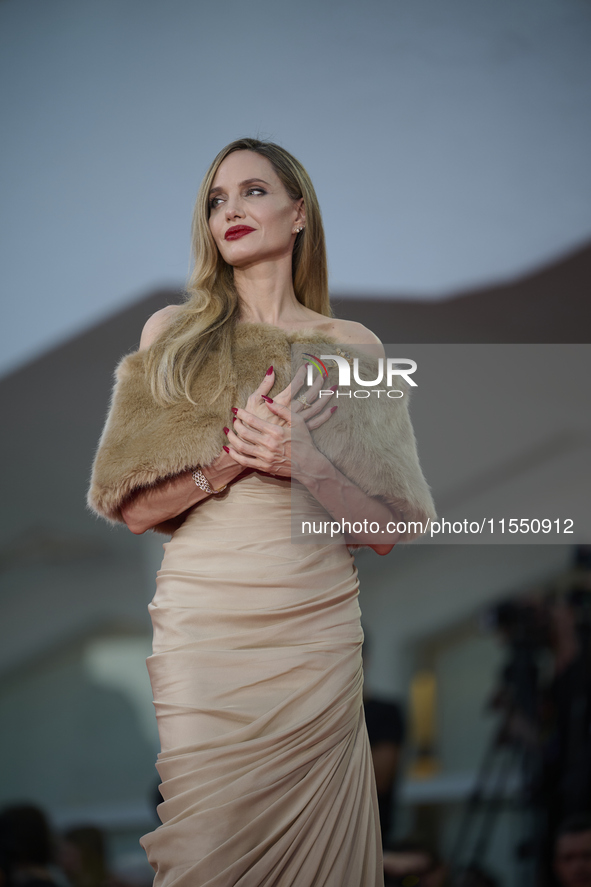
[[192, 468, 227, 494]]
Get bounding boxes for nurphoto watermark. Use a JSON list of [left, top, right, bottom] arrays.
[[289, 343, 591, 546]]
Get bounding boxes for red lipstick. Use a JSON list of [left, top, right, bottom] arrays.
[[225, 225, 255, 241]]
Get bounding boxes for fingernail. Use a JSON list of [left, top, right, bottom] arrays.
[[261, 395, 273, 403], [223, 445, 230, 453], [223, 427, 229, 435], [231, 407, 238, 415], [266, 365, 273, 375], [232, 417, 236, 422], [330, 405, 338, 413], [330, 385, 338, 392]]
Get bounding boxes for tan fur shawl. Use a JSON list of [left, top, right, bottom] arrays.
[[87, 322, 435, 539]]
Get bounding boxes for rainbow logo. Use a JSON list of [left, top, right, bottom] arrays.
[[302, 353, 328, 377]]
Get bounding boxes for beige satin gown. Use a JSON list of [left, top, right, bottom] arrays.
[[140, 471, 383, 886]]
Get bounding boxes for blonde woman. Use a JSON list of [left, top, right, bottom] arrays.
[[89, 138, 435, 886]]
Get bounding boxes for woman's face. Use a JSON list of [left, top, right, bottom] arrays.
[[208, 150, 304, 269]]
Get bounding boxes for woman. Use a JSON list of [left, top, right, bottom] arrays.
[[88, 138, 435, 886]]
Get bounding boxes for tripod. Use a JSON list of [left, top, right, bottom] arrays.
[[449, 643, 543, 885]]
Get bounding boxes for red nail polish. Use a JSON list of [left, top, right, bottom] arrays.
[[223, 445, 230, 453], [232, 417, 236, 422], [231, 407, 238, 415], [261, 395, 273, 403], [223, 427, 229, 435], [330, 385, 338, 392], [330, 405, 338, 413], [266, 365, 273, 375]]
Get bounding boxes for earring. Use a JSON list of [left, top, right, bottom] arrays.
[[294, 225, 305, 234]]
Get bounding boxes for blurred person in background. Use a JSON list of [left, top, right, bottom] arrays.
[[0, 804, 60, 886], [545, 589, 591, 821], [482, 548, 591, 884], [454, 865, 500, 887], [58, 826, 128, 887], [542, 579, 591, 884], [554, 815, 591, 887], [365, 696, 405, 844], [382, 839, 447, 886]]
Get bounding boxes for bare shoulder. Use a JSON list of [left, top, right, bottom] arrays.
[[138, 305, 183, 351], [327, 318, 382, 345], [321, 318, 384, 357]]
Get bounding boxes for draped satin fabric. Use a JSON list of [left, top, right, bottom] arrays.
[[140, 472, 383, 887]]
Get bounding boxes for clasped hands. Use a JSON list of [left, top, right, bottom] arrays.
[[223, 364, 336, 480]]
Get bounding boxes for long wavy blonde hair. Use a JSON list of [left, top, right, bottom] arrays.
[[146, 138, 331, 404]]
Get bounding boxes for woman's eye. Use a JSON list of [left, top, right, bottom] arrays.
[[208, 187, 265, 210]]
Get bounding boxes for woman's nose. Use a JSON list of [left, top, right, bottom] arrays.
[[225, 197, 245, 220]]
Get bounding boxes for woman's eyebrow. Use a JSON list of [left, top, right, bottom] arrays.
[[208, 178, 271, 196]]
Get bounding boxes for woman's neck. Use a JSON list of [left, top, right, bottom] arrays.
[[234, 258, 312, 327]]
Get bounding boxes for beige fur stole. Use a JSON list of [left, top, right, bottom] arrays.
[[87, 322, 436, 539]]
